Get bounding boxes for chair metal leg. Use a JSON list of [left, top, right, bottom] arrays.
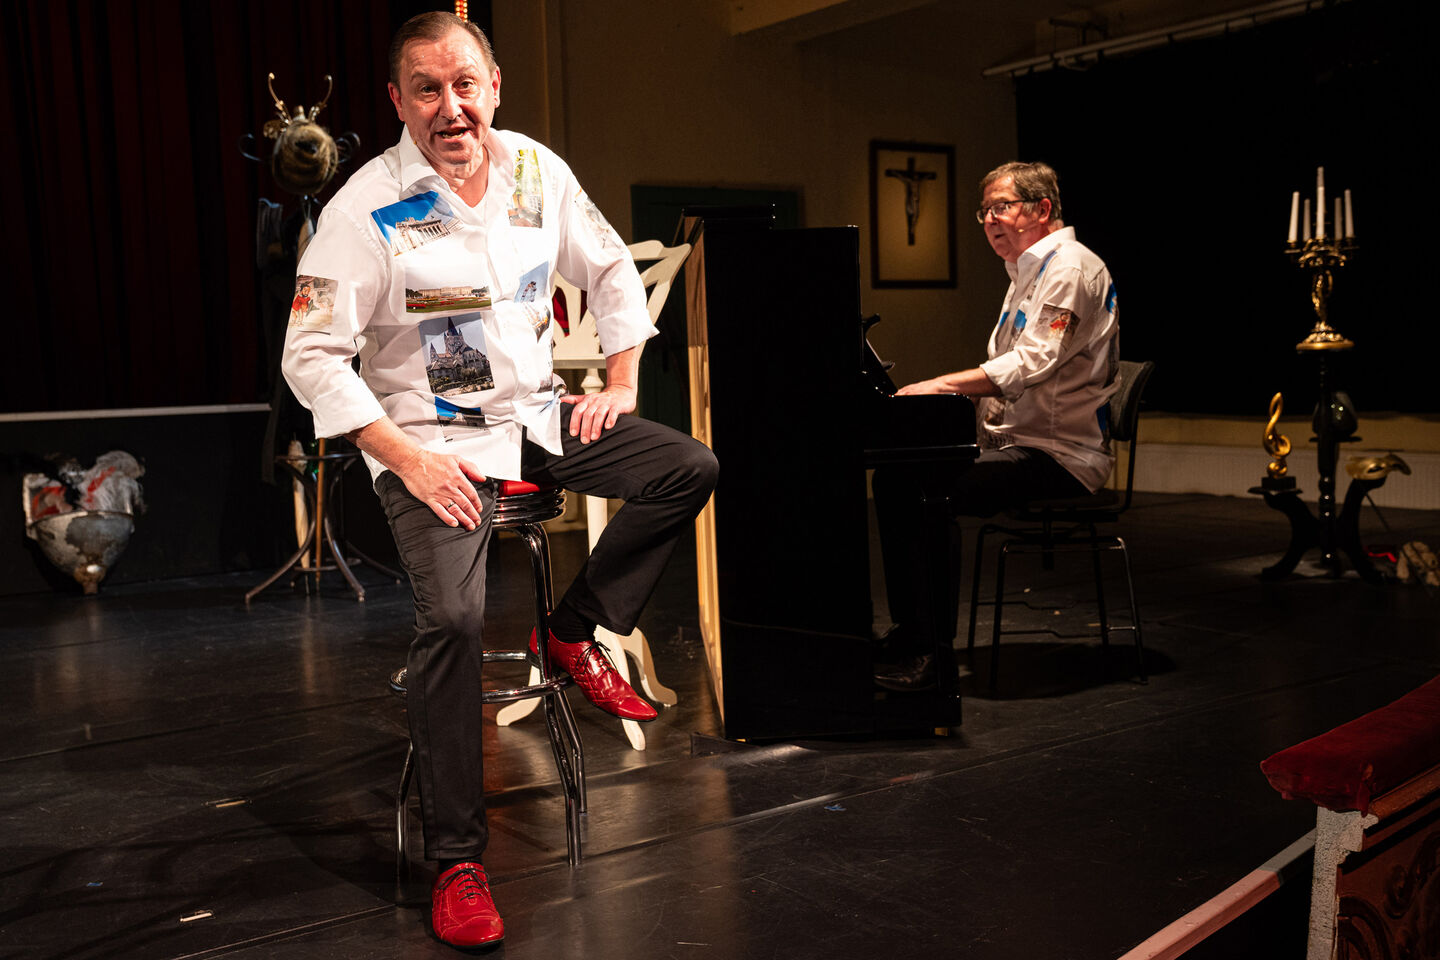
[[542, 694, 583, 867], [990, 541, 1011, 690], [967, 525, 991, 656], [320, 510, 367, 601], [524, 521, 586, 864], [1089, 526, 1111, 656], [1116, 536, 1147, 683], [245, 480, 319, 603], [519, 525, 552, 649], [396, 741, 414, 893], [554, 689, 587, 813]]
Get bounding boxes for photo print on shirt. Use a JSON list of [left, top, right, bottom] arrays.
[[516, 261, 546, 303], [522, 302, 552, 341], [404, 258, 492, 315], [289, 275, 336, 329], [1037, 304, 1077, 344], [420, 312, 495, 397], [514, 261, 552, 341], [509, 149, 543, 228], [434, 395, 487, 428], [372, 191, 461, 257], [573, 189, 616, 248]]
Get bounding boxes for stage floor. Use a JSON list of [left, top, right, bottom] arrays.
[[3, 492, 1438, 959]]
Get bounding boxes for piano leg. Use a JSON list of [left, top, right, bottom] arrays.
[[872, 464, 965, 687], [917, 485, 963, 696]]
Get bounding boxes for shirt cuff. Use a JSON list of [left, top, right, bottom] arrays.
[[597, 311, 659, 357], [979, 355, 1026, 401], [306, 379, 387, 439]]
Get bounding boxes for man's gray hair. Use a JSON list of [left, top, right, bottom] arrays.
[[388, 12, 498, 85], [981, 161, 1062, 223]]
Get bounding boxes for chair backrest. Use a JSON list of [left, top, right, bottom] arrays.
[[1110, 359, 1155, 509], [551, 241, 692, 366]]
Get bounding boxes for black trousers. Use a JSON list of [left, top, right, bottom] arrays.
[[377, 406, 718, 861], [871, 446, 1086, 652]]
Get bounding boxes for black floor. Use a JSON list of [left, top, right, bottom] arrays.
[[3, 492, 1438, 960]]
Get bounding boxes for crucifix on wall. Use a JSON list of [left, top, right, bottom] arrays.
[[885, 155, 936, 245], [869, 140, 956, 288]]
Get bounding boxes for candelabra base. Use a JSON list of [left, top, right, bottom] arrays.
[[1296, 331, 1354, 352], [1249, 472, 1390, 584]]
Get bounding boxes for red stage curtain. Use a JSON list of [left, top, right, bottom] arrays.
[[0, 0, 481, 413]]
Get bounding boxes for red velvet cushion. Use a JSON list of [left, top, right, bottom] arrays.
[[1260, 675, 1440, 813]]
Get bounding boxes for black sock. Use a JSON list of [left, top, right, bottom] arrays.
[[549, 600, 595, 647]]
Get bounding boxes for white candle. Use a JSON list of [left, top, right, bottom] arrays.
[[1344, 189, 1354, 238], [1334, 198, 1342, 242], [1316, 166, 1326, 240], [1288, 191, 1299, 244], [1302, 199, 1311, 241]]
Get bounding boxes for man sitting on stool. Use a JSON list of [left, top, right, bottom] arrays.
[[873, 161, 1119, 691], [281, 12, 718, 949]]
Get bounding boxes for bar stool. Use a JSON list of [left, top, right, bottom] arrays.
[[388, 480, 587, 883]]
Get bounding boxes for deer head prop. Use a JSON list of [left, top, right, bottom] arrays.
[[258, 72, 344, 197]]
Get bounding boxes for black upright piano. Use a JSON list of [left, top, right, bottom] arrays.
[[682, 208, 978, 740]]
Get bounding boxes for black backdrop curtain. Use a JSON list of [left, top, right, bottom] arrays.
[[1014, 0, 1426, 416], [0, 0, 489, 414]]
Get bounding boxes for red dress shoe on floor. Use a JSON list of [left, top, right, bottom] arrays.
[[530, 629, 658, 722], [431, 862, 504, 948]]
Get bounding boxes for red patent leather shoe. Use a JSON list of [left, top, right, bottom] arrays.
[[530, 629, 658, 721], [431, 862, 504, 948]]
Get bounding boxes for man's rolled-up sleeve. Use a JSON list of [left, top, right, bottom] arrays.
[[281, 208, 389, 438], [979, 262, 1096, 402], [551, 165, 655, 357]]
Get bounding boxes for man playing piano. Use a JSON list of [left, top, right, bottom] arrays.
[[872, 161, 1119, 690]]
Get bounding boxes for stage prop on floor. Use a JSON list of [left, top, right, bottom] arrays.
[[1251, 171, 1411, 582], [22, 451, 145, 594]]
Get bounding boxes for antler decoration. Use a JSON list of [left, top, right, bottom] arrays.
[[262, 72, 289, 139], [308, 75, 334, 122], [263, 73, 334, 139], [1263, 392, 1291, 479]]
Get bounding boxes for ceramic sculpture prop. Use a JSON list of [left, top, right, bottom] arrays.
[[23, 451, 146, 594]]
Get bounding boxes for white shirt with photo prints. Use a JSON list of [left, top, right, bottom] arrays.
[[976, 226, 1120, 493], [281, 128, 655, 483]]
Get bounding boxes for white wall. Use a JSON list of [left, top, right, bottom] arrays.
[[493, 0, 1036, 386]]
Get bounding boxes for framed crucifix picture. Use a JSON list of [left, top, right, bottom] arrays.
[[869, 140, 956, 288]]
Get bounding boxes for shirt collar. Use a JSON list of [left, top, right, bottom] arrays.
[[395, 127, 512, 196], [1006, 225, 1075, 282]]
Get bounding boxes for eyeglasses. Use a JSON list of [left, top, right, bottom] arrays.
[[975, 198, 1042, 223]]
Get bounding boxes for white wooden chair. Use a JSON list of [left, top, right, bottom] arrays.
[[496, 240, 691, 750]]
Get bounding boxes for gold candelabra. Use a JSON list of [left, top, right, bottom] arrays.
[[1285, 166, 1356, 351], [1285, 235, 1356, 351]]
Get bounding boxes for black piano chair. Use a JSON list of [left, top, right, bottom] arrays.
[[965, 359, 1156, 691], [387, 480, 587, 891]]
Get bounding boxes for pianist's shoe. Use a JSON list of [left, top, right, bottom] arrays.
[[874, 652, 938, 691], [529, 630, 658, 721]]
